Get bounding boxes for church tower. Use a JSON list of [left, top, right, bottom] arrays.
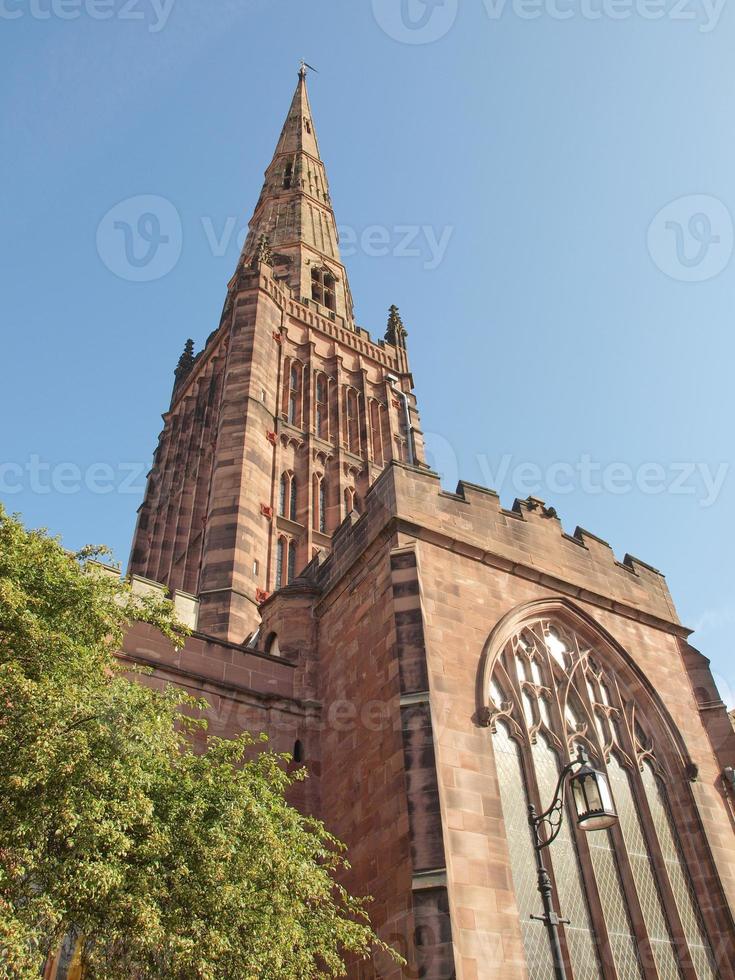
[[120, 68, 735, 979], [129, 67, 424, 644]]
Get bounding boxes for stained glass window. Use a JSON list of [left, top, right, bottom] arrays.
[[493, 722, 555, 980], [607, 755, 682, 980], [640, 763, 717, 979], [531, 735, 602, 980], [487, 617, 718, 980]]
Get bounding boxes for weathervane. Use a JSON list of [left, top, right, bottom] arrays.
[[299, 59, 319, 77]]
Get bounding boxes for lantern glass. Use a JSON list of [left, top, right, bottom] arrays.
[[571, 763, 618, 831]]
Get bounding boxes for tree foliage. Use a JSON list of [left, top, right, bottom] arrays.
[[0, 506, 396, 978]]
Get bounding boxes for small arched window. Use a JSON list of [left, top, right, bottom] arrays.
[[486, 616, 719, 980], [313, 475, 327, 534], [278, 473, 289, 517], [289, 476, 297, 522], [293, 739, 304, 763], [345, 389, 359, 453], [283, 160, 293, 190], [287, 363, 301, 426], [318, 480, 327, 533], [315, 374, 328, 439], [287, 539, 296, 583], [370, 399, 384, 466], [275, 537, 286, 589], [264, 632, 280, 657]]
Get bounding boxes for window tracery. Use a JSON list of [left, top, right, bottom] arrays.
[[487, 616, 717, 980]]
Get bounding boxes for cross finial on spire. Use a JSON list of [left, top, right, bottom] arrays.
[[299, 60, 318, 79]]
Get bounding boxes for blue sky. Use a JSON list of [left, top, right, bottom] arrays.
[[1, 0, 733, 706]]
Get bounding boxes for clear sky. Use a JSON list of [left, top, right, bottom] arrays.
[[1, 0, 733, 707]]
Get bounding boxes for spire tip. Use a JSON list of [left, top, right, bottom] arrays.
[[299, 60, 318, 79]]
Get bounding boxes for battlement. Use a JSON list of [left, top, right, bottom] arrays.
[[307, 462, 682, 631], [87, 562, 201, 630]]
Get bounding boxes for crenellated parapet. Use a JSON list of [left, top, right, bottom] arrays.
[[286, 462, 683, 632]]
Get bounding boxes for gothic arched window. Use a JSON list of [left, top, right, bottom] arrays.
[[311, 267, 336, 311], [275, 537, 286, 589], [370, 399, 384, 466], [345, 388, 359, 453], [287, 362, 301, 426], [287, 538, 296, 583], [313, 474, 327, 534], [318, 478, 327, 533], [278, 473, 289, 517], [315, 374, 328, 439], [486, 615, 718, 980], [289, 476, 297, 522]]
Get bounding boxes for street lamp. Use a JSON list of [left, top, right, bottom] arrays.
[[528, 746, 618, 980]]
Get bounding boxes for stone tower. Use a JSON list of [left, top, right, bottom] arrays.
[[129, 67, 424, 644], [118, 69, 735, 980]]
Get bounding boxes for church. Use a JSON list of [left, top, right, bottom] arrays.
[[115, 68, 735, 978]]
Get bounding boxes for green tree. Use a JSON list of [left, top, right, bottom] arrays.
[[0, 506, 397, 979]]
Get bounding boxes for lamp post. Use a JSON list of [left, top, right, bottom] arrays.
[[528, 746, 618, 980]]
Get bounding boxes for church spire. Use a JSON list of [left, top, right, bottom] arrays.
[[271, 63, 322, 162], [240, 67, 354, 327]]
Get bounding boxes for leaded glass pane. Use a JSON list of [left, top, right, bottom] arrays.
[[493, 723, 554, 979], [489, 620, 720, 980], [490, 679, 504, 707], [539, 696, 552, 728], [594, 712, 606, 745], [586, 830, 644, 980], [523, 691, 535, 727], [607, 756, 682, 980], [640, 764, 717, 979], [546, 630, 567, 668], [532, 736, 602, 979]]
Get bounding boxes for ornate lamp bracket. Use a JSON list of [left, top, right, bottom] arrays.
[[529, 758, 577, 852]]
